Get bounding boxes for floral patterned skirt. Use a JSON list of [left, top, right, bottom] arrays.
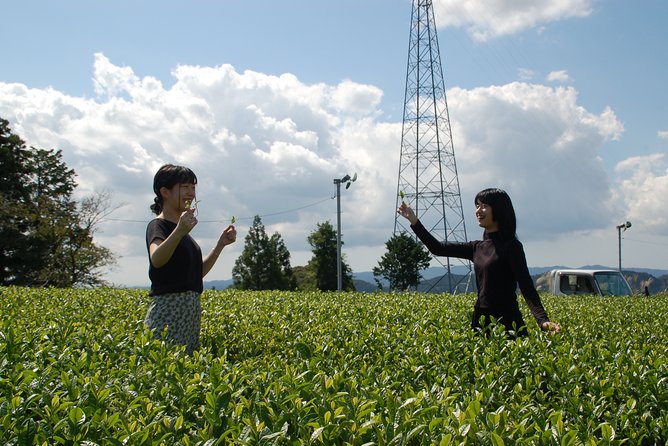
[[145, 291, 201, 354]]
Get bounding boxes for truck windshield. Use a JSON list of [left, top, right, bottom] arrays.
[[593, 272, 632, 296]]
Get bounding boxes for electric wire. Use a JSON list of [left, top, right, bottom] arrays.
[[101, 195, 334, 225], [623, 237, 668, 247]]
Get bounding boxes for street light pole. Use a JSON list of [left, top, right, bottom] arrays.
[[616, 221, 631, 272], [334, 178, 342, 291], [333, 173, 357, 291]]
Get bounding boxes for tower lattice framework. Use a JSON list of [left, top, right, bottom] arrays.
[[394, 0, 471, 293]]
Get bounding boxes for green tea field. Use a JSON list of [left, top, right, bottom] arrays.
[[1, 287, 667, 445]]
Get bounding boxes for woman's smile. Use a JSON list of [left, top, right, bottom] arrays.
[[475, 203, 498, 231]]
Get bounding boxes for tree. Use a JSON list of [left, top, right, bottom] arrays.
[[373, 232, 432, 291], [232, 215, 296, 290], [307, 221, 354, 291], [42, 192, 117, 287], [292, 265, 317, 291], [0, 118, 33, 284], [0, 117, 116, 287]]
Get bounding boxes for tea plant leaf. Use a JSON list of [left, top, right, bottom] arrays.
[[399, 397, 418, 409], [598, 422, 615, 441], [295, 342, 312, 359], [490, 432, 505, 446], [310, 426, 325, 442], [69, 407, 85, 426]]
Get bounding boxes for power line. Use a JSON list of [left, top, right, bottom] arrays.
[[624, 237, 668, 247], [101, 196, 334, 224]]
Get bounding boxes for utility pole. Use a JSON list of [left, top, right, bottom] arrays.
[[394, 0, 471, 293], [334, 173, 356, 291], [616, 221, 631, 271]]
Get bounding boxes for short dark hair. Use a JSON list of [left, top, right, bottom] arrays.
[[474, 188, 517, 239], [150, 164, 198, 215]]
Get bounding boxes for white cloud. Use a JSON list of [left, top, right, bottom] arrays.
[[614, 153, 668, 234], [447, 82, 623, 238], [518, 68, 535, 81], [330, 79, 384, 116], [658, 130, 668, 140], [0, 54, 396, 285], [434, 0, 593, 40], [547, 70, 571, 83], [2, 54, 662, 285], [93, 53, 143, 98]]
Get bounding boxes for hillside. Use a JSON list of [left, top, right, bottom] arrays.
[[616, 271, 667, 294]]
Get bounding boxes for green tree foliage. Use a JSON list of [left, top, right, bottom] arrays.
[[307, 221, 354, 291], [292, 265, 317, 291], [0, 117, 116, 287], [0, 119, 33, 284], [232, 215, 296, 290], [373, 232, 432, 291]]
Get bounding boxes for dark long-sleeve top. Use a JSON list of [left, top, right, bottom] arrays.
[[411, 220, 549, 326]]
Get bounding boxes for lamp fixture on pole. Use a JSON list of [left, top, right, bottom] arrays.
[[333, 173, 357, 291], [616, 221, 631, 272]]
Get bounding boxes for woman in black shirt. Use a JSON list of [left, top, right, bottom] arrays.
[[397, 188, 560, 337], [145, 164, 237, 353]]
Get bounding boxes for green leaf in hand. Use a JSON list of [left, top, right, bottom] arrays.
[[185, 198, 201, 210]]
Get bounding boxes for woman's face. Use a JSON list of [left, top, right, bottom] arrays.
[[475, 201, 498, 232], [163, 182, 197, 212]]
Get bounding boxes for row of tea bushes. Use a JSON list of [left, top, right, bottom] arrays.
[[1, 287, 667, 444]]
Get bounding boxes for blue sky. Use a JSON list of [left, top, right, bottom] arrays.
[[2, 0, 667, 286]]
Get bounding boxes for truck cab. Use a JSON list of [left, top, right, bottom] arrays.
[[548, 269, 633, 297]]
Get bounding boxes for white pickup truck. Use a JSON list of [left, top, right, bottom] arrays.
[[544, 269, 633, 297]]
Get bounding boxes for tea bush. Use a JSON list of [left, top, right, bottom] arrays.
[[1, 287, 667, 444]]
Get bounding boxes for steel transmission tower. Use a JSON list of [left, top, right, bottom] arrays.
[[394, 0, 472, 293]]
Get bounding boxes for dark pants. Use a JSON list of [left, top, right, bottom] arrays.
[[472, 307, 528, 338]]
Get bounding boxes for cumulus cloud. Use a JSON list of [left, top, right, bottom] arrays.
[[0, 54, 641, 284], [434, 0, 593, 40], [614, 153, 668, 234], [447, 82, 623, 238], [0, 54, 398, 282]]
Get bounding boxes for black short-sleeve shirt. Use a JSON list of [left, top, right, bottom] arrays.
[[146, 218, 203, 296]]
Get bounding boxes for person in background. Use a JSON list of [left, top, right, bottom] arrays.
[[145, 164, 237, 354], [397, 187, 560, 337]]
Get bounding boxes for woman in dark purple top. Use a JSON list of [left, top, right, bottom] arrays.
[[398, 188, 560, 337]]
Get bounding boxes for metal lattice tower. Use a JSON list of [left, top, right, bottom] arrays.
[[394, 0, 472, 293]]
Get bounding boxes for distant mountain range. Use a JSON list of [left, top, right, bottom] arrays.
[[204, 265, 668, 293]]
